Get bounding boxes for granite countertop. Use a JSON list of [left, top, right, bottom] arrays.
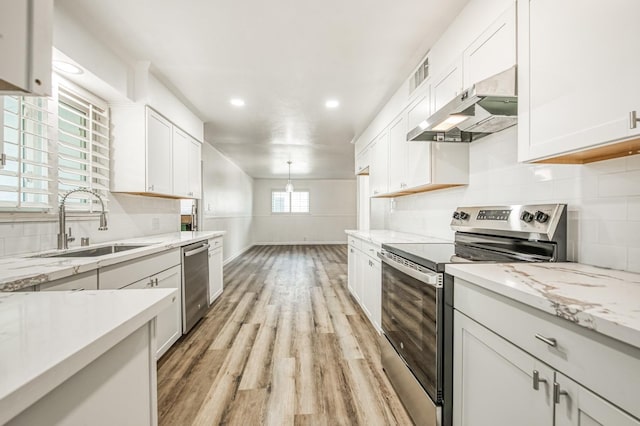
[[345, 229, 451, 245], [0, 288, 175, 424], [445, 262, 640, 350], [0, 231, 225, 291]]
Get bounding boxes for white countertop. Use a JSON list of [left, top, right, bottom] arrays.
[[446, 262, 640, 350], [0, 231, 225, 292], [345, 229, 451, 245], [0, 289, 175, 424]]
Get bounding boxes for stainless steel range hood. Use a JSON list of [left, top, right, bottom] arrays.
[[407, 66, 517, 143]]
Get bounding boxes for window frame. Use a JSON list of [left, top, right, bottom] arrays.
[[270, 189, 310, 214]]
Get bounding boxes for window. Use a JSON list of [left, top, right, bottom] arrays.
[[271, 190, 310, 213], [57, 85, 110, 212], [0, 77, 110, 212], [0, 96, 55, 209]]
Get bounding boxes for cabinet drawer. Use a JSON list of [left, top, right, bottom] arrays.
[[360, 240, 380, 261], [99, 249, 180, 290], [348, 236, 362, 250], [455, 279, 640, 419], [38, 271, 98, 291], [209, 236, 223, 250]]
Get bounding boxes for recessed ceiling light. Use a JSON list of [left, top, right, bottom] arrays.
[[325, 99, 340, 109], [52, 60, 83, 75], [230, 98, 245, 107]]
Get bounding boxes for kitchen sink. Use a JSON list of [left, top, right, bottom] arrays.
[[35, 244, 151, 258]]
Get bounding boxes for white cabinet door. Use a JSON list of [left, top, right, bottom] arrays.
[[518, 0, 640, 162], [187, 137, 202, 198], [555, 373, 640, 426], [388, 115, 408, 193], [0, 0, 52, 96], [463, 3, 516, 88], [406, 90, 432, 188], [453, 311, 555, 426], [363, 256, 381, 332], [146, 108, 173, 195], [171, 126, 190, 197], [432, 58, 463, 112], [355, 145, 370, 175], [354, 250, 366, 304], [208, 243, 223, 305], [124, 265, 181, 359], [348, 246, 357, 295], [369, 131, 389, 196]]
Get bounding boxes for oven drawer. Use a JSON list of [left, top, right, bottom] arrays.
[[454, 278, 640, 420]]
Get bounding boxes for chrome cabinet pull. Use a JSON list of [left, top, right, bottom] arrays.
[[532, 370, 547, 390], [71, 288, 85, 292], [631, 111, 639, 129], [535, 333, 557, 347], [553, 382, 569, 404]]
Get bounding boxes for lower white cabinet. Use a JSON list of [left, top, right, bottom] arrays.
[[124, 265, 182, 359], [453, 280, 640, 426], [346, 236, 382, 332], [38, 271, 98, 291], [208, 237, 223, 305]]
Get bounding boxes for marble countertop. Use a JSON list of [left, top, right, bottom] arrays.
[[0, 288, 175, 424], [345, 229, 451, 246], [0, 231, 225, 291], [446, 262, 640, 350]]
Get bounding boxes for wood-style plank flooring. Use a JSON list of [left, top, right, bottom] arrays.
[[157, 245, 412, 426]]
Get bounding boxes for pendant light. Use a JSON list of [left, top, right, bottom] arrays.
[[285, 161, 294, 193]]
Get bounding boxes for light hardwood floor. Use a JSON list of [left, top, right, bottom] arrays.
[[157, 245, 413, 426]]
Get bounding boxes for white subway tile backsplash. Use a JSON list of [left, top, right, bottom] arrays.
[[579, 243, 628, 271], [627, 248, 640, 273], [598, 170, 640, 197]]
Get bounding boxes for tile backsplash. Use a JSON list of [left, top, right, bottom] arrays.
[[0, 193, 180, 257], [381, 126, 640, 273]]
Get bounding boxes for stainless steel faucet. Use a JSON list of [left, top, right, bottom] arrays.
[[58, 189, 108, 249]]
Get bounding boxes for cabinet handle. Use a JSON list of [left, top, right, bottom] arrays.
[[350, 248, 354, 253], [154, 278, 159, 287], [369, 260, 373, 267], [532, 370, 547, 391], [535, 334, 557, 347], [71, 288, 85, 292], [631, 111, 639, 129], [553, 382, 569, 404], [0, 153, 6, 168], [148, 185, 154, 191]]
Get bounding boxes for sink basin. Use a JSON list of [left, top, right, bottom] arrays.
[[36, 244, 151, 258]]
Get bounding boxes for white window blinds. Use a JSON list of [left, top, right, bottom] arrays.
[[57, 85, 110, 212], [0, 96, 55, 209]]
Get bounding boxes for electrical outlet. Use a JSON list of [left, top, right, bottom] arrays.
[[151, 217, 160, 231]]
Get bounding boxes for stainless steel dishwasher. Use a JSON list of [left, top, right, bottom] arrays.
[[181, 241, 210, 334]]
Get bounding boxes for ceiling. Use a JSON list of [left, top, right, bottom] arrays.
[[57, 0, 469, 179]]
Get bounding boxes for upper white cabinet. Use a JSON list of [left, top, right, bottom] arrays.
[[518, 0, 640, 163], [0, 0, 52, 96], [463, 3, 516, 89], [405, 87, 432, 189], [369, 131, 389, 196], [432, 58, 463, 113], [355, 145, 370, 175], [111, 105, 202, 198], [147, 108, 174, 195], [388, 115, 408, 193]]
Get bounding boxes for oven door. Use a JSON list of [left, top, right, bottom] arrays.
[[379, 252, 443, 404]]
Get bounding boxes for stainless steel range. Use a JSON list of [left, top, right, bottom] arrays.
[[378, 204, 567, 426]]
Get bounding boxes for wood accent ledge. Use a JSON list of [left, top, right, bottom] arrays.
[[534, 137, 640, 164], [372, 183, 465, 198]]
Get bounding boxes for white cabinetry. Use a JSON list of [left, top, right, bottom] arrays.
[[0, 0, 52, 96], [369, 131, 389, 196], [518, 0, 640, 163], [388, 115, 408, 193], [346, 235, 382, 332], [406, 87, 432, 188], [454, 279, 640, 425], [432, 59, 463, 112], [123, 265, 181, 359], [38, 271, 98, 291], [355, 145, 370, 175], [208, 236, 223, 305], [462, 3, 516, 89], [111, 105, 202, 198]]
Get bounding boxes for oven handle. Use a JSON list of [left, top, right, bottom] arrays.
[[377, 252, 442, 287]]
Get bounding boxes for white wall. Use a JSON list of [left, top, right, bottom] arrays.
[[253, 179, 356, 244], [378, 127, 640, 273], [201, 143, 254, 263]]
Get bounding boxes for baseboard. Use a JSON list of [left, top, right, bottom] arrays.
[[223, 244, 255, 266], [253, 241, 346, 245]]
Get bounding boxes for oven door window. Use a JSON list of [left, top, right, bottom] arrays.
[[381, 261, 440, 401]]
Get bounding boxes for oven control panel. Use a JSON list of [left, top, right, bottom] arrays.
[[450, 204, 567, 240]]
